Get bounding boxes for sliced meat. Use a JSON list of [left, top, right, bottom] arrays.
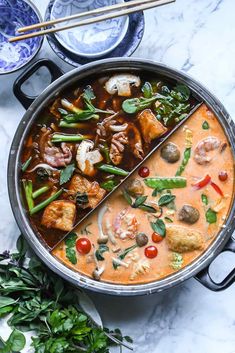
[[42, 200, 76, 231], [166, 225, 204, 252], [138, 109, 167, 143], [69, 174, 106, 209], [126, 123, 144, 160], [110, 131, 128, 165], [44, 143, 72, 167]]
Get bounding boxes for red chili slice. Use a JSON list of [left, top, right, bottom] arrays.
[[211, 181, 224, 197], [192, 174, 211, 189]]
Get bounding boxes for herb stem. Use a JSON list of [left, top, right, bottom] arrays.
[[59, 121, 89, 129], [51, 133, 91, 143], [22, 156, 32, 172]]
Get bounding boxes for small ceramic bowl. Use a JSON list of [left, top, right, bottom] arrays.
[[50, 0, 129, 58], [45, 0, 145, 67], [0, 0, 43, 74]]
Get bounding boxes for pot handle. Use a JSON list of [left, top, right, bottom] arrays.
[[195, 236, 235, 291], [13, 58, 63, 109]]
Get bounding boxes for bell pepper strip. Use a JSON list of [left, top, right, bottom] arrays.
[[211, 181, 224, 197], [192, 174, 211, 189], [144, 177, 187, 190]]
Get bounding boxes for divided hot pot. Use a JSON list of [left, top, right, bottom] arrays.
[[8, 58, 235, 295]]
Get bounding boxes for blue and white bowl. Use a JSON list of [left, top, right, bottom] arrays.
[[0, 0, 43, 74], [51, 0, 129, 58]]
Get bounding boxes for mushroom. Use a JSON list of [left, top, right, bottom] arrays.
[[92, 266, 105, 281], [76, 140, 103, 177], [105, 74, 141, 97], [97, 205, 116, 245]]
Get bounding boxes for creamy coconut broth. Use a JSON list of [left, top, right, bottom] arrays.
[[53, 104, 234, 284]]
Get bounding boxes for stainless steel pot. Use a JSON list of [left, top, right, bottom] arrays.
[[8, 58, 235, 296]]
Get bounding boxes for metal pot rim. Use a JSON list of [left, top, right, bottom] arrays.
[[8, 57, 235, 296]]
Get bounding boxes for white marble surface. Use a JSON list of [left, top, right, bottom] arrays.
[[0, 0, 235, 351]]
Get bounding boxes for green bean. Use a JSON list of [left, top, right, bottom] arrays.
[[30, 189, 63, 215], [144, 177, 187, 190], [97, 164, 129, 176], [32, 186, 50, 199], [22, 180, 34, 210], [175, 147, 191, 176], [21, 156, 32, 172], [51, 133, 90, 143]]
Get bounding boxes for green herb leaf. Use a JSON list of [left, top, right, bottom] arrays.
[[122, 189, 132, 205], [65, 233, 77, 265], [164, 216, 173, 223], [95, 245, 109, 261], [141, 82, 153, 98], [174, 84, 190, 101], [65, 248, 77, 265], [202, 120, 210, 129], [76, 192, 89, 208], [60, 163, 75, 185], [206, 208, 217, 224], [138, 204, 157, 213], [150, 219, 166, 237], [171, 252, 183, 270], [132, 195, 148, 208], [100, 180, 118, 191], [0, 296, 17, 309], [158, 194, 176, 207], [201, 194, 208, 205]]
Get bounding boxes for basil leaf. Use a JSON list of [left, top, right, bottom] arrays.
[[95, 245, 109, 261], [66, 247, 77, 265], [202, 120, 210, 130], [132, 195, 148, 208], [76, 192, 89, 208], [201, 194, 208, 205], [158, 194, 176, 207], [60, 163, 75, 185], [138, 204, 157, 213], [83, 86, 96, 102], [122, 189, 132, 205], [4, 329, 26, 352], [206, 208, 217, 224], [150, 219, 166, 237], [141, 82, 153, 98]]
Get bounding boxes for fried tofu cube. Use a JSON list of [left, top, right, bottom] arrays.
[[42, 200, 76, 231], [166, 225, 205, 252], [138, 109, 167, 143], [68, 175, 106, 209]]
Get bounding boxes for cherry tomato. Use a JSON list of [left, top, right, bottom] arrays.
[[138, 166, 150, 178], [218, 171, 228, 182], [76, 238, 91, 255], [152, 232, 163, 243], [145, 245, 158, 259]]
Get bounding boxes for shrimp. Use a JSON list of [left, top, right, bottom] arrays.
[[194, 136, 221, 165], [126, 123, 144, 160]]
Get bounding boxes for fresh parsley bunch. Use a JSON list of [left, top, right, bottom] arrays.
[[0, 236, 133, 353]]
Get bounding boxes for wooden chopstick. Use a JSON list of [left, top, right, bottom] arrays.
[[9, 0, 175, 43], [18, 0, 160, 33]]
